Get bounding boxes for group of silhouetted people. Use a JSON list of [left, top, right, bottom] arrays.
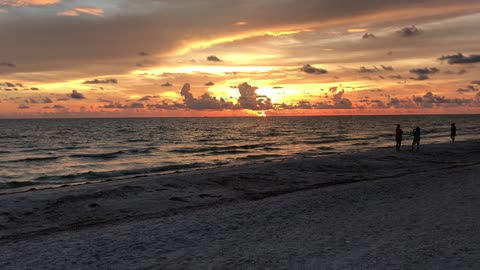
[[395, 123, 456, 152]]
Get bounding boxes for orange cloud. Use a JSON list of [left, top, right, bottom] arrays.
[[74, 7, 104, 16], [176, 28, 311, 55], [347, 28, 368, 33], [57, 10, 79, 16], [57, 7, 104, 17], [234, 21, 248, 26], [0, 0, 60, 7]]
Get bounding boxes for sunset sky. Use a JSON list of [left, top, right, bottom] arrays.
[[1, 0, 480, 117]]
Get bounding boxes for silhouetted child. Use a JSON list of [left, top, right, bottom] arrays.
[[395, 124, 403, 151], [411, 126, 421, 152], [450, 123, 456, 142]]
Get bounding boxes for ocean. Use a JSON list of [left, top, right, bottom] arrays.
[[1, 115, 479, 191]]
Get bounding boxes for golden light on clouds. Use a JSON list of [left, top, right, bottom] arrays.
[[133, 65, 277, 76], [2, 0, 480, 117], [175, 28, 313, 55], [57, 10, 78, 16], [74, 7, 104, 16], [0, 0, 60, 7], [347, 28, 368, 33], [58, 7, 104, 17], [234, 21, 248, 26]]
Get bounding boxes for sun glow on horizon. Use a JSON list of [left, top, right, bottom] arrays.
[[132, 65, 278, 76], [1, 1, 480, 117]]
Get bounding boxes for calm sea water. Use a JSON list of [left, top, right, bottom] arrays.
[[0, 115, 479, 191]]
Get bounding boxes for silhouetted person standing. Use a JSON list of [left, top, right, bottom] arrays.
[[395, 124, 403, 151], [450, 123, 456, 142], [411, 126, 421, 152]]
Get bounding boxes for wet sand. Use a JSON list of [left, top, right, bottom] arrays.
[[1, 141, 479, 269]]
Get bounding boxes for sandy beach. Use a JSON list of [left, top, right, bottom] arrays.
[[1, 140, 479, 269]]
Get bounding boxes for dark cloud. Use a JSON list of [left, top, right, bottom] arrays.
[[26, 98, 38, 104], [25, 97, 52, 104], [53, 104, 66, 109], [30, 87, 40, 91], [128, 102, 145, 109], [0, 62, 16, 68], [69, 90, 86, 99], [413, 92, 472, 108], [396, 26, 421, 37], [297, 101, 313, 109], [1, 82, 14, 87], [207, 55, 222, 62], [42, 97, 53, 103], [138, 51, 150, 56], [411, 75, 429, 81], [370, 99, 388, 109], [471, 80, 480, 85], [97, 98, 112, 103], [409, 67, 439, 80], [177, 82, 275, 111], [291, 88, 353, 110], [272, 86, 284, 89], [438, 53, 480, 64], [138, 96, 154, 101], [147, 101, 184, 110], [102, 103, 123, 109], [83, 79, 118, 84], [18, 104, 29, 109], [102, 102, 145, 109], [238, 82, 273, 110], [457, 85, 478, 93], [410, 67, 440, 74], [301, 64, 328, 75], [205, 81, 215, 86], [362, 33, 375, 39], [330, 90, 353, 109], [386, 92, 475, 109], [388, 75, 405, 81], [277, 101, 312, 110], [387, 97, 415, 109], [444, 69, 467, 75], [381, 65, 394, 71], [1, 82, 22, 88], [359, 66, 376, 73], [180, 83, 236, 110], [161, 82, 172, 87]]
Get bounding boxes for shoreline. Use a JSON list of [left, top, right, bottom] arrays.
[[1, 140, 479, 268], [1, 138, 473, 195]]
